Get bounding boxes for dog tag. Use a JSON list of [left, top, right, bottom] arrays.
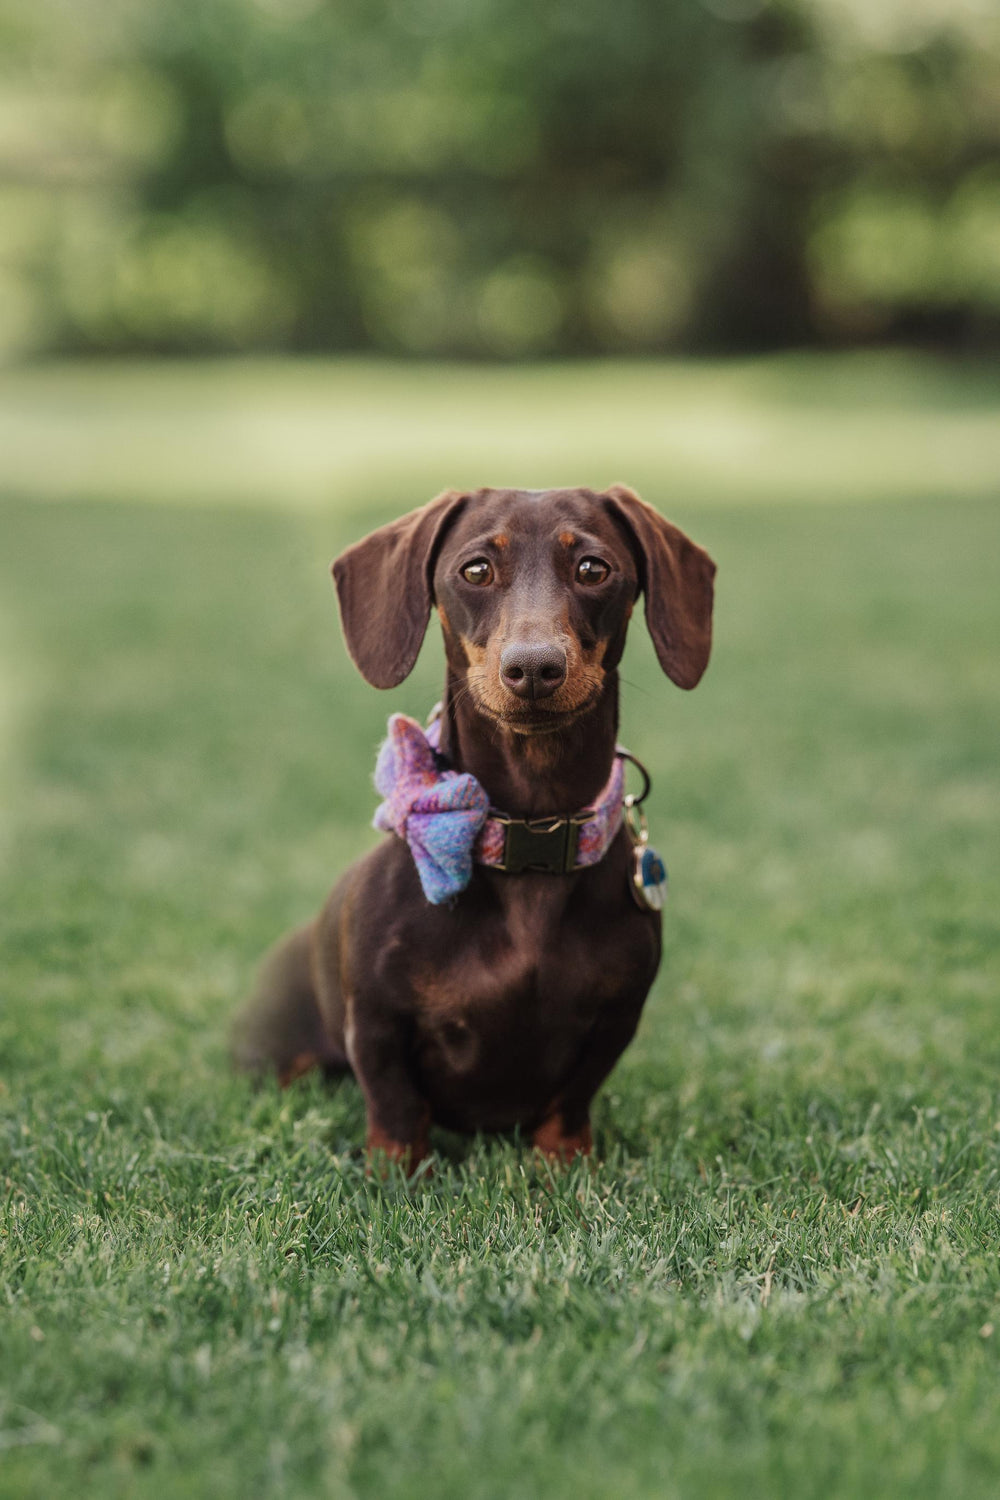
[[633, 842, 668, 910], [624, 797, 669, 912]]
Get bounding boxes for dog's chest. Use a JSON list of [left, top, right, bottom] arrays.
[[406, 874, 658, 1131]]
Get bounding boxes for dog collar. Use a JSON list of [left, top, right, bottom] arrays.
[[372, 711, 630, 904]]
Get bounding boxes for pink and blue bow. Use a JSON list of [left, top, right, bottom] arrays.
[[373, 714, 490, 904]]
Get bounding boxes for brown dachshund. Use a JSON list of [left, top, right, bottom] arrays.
[[233, 485, 715, 1170]]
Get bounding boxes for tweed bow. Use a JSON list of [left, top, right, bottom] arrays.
[[373, 714, 490, 904]]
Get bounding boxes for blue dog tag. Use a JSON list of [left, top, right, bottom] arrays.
[[632, 842, 668, 911], [624, 795, 669, 912]]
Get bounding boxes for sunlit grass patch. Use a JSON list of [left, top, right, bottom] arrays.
[[1, 352, 998, 511]]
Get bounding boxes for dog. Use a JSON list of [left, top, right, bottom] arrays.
[[233, 485, 715, 1171]]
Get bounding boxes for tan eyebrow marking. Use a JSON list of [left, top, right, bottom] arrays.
[[492, 534, 509, 549], [559, 531, 576, 548]]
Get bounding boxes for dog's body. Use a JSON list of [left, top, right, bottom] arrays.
[[234, 486, 715, 1169]]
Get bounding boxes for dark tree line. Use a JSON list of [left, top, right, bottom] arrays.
[[2, 0, 998, 356]]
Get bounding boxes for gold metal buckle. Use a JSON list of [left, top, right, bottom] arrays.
[[495, 813, 588, 874]]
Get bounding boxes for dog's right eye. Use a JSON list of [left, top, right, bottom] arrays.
[[461, 560, 494, 586]]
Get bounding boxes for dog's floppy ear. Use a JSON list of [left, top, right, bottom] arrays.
[[603, 484, 716, 689], [332, 489, 467, 688]]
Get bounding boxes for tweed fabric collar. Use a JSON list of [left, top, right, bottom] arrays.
[[373, 713, 626, 905]]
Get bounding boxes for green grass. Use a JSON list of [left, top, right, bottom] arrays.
[[1, 356, 1000, 1498], [2, 351, 1000, 511]]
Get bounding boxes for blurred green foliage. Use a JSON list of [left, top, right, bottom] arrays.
[[1, 0, 998, 358]]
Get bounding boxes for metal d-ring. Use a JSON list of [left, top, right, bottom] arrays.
[[624, 798, 649, 848], [617, 749, 652, 807]]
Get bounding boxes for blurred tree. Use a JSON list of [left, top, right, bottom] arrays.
[[0, 0, 997, 358]]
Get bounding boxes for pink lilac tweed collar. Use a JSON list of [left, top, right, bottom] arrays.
[[372, 711, 627, 905]]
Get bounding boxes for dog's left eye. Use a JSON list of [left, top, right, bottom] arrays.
[[576, 557, 610, 585], [461, 559, 494, 586]]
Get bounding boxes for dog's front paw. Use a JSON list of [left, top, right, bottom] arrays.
[[532, 1113, 593, 1163], [365, 1121, 430, 1179]]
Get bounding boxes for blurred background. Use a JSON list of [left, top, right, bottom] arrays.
[[3, 7, 1000, 1493], [1, 0, 998, 364]]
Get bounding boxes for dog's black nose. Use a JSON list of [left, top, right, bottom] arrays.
[[499, 642, 567, 700]]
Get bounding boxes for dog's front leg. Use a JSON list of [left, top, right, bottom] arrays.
[[533, 991, 647, 1162], [347, 1012, 431, 1174]]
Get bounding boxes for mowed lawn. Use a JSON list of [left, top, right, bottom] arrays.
[[1, 357, 999, 1499]]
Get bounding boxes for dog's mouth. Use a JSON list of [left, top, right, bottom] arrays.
[[474, 694, 601, 735]]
